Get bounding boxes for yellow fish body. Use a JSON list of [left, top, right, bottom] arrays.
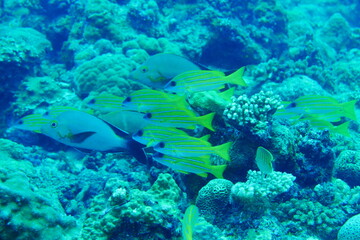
[[164, 67, 246, 95]]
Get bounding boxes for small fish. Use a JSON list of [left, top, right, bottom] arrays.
[[255, 147, 274, 174], [86, 93, 125, 112], [122, 89, 189, 112], [152, 152, 227, 178], [144, 108, 215, 131], [283, 96, 357, 121], [153, 135, 232, 161], [305, 119, 351, 137], [132, 125, 190, 146], [15, 109, 147, 162], [182, 205, 199, 240], [43, 106, 91, 118], [164, 67, 246, 95], [130, 53, 201, 88], [14, 114, 49, 133]]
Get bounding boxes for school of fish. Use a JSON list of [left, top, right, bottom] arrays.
[[13, 53, 358, 180]]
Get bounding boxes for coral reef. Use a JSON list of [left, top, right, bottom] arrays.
[[81, 173, 182, 240], [1, 0, 360, 239], [230, 170, 296, 209], [0, 139, 78, 240], [338, 214, 360, 240], [223, 91, 282, 138], [334, 150, 360, 187], [74, 53, 137, 97], [195, 179, 233, 222]]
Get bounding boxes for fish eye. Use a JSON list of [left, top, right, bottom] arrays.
[[144, 113, 152, 119], [137, 130, 144, 136], [287, 102, 297, 108], [170, 81, 176, 87], [50, 120, 58, 128], [158, 142, 165, 148], [124, 97, 131, 103], [88, 99, 96, 104], [141, 67, 148, 73], [44, 111, 49, 116], [18, 120, 24, 125]]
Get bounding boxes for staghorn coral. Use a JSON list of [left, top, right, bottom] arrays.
[[223, 91, 282, 138]]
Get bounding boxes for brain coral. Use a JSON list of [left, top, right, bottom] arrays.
[[195, 179, 233, 221], [338, 214, 360, 240], [74, 53, 137, 97], [334, 150, 360, 187]]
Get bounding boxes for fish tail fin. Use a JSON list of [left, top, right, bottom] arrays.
[[210, 164, 227, 179], [342, 100, 357, 121], [219, 87, 235, 101], [199, 134, 211, 141], [197, 112, 215, 131], [212, 142, 232, 161], [333, 121, 351, 137], [226, 67, 247, 86], [126, 139, 148, 164]]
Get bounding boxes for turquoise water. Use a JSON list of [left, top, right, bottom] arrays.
[[1, 0, 360, 239]]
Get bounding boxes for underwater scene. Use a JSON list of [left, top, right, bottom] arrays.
[[1, 0, 360, 239]]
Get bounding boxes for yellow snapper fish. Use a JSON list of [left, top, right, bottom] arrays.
[[164, 67, 246, 95], [153, 135, 232, 161], [132, 125, 210, 147], [132, 125, 190, 146], [182, 205, 199, 240], [152, 152, 227, 179], [130, 53, 201, 88], [143, 108, 215, 131], [122, 89, 189, 112], [304, 118, 351, 137], [86, 93, 125, 112], [255, 146, 274, 174], [14, 114, 50, 133], [15, 109, 147, 162], [279, 95, 357, 121]]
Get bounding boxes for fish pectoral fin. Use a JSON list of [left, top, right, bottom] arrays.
[[71, 131, 96, 143]]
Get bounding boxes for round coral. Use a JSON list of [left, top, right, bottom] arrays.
[[338, 214, 360, 240], [195, 179, 233, 220]]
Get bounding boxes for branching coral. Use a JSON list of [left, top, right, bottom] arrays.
[[230, 170, 295, 208], [223, 91, 282, 137]]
